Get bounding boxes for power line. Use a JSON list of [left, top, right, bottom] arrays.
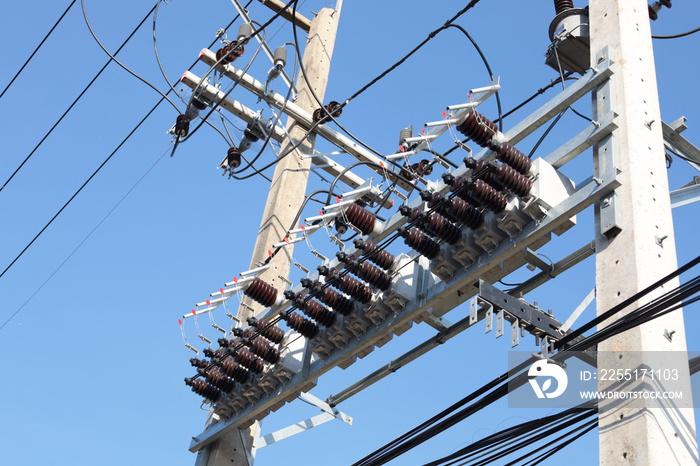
[[0, 2, 158, 194], [0, 0, 77, 101], [652, 25, 700, 39]]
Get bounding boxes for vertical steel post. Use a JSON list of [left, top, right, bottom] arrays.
[[590, 1, 697, 464]]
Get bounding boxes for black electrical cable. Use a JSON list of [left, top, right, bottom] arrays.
[[0, 0, 77, 101], [652, 26, 700, 39], [0, 8, 252, 281], [343, 0, 484, 107], [528, 109, 566, 159], [0, 2, 158, 194], [81, 0, 180, 111], [445, 24, 502, 132], [152, 0, 187, 105]]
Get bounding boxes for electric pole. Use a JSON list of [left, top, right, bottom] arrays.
[[194, 5, 341, 466], [590, 1, 697, 464]]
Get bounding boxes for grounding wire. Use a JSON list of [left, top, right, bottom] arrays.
[[0, 2, 158, 194], [0, 0, 78, 101]]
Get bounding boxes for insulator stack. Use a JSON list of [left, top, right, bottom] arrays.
[[420, 212, 462, 245], [244, 278, 280, 308], [313, 101, 342, 124], [302, 279, 356, 316], [400, 159, 433, 181], [247, 338, 280, 364], [175, 114, 190, 138], [456, 111, 499, 147], [282, 311, 320, 339], [225, 146, 242, 169], [190, 358, 209, 369], [318, 266, 373, 304], [344, 203, 378, 235], [185, 377, 222, 403], [494, 163, 532, 197], [199, 366, 237, 393], [420, 191, 459, 223], [442, 173, 473, 201], [203, 348, 229, 360], [247, 317, 285, 344], [488, 141, 532, 175], [217, 355, 252, 384], [353, 239, 395, 271], [215, 41, 245, 64], [467, 179, 508, 213], [235, 347, 266, 374], [303, 299, 337, 327], [447, 196, 485, 229], [464, 157, 504, 192], [397, 227, 440, 260], [553, 0, 574, 14], [399, 205, 423, 223], [337, 253, 392, 291], [229, 328, 257, 343]]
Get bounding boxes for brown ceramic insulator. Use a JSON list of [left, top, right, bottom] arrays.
[[490, 141, 532, 175], [319, 287, 354, 316], [249, 338, 280, 364], [456, 111, 499, 147], [398, 227, 440, 260], [468, 179, 508, 213], [185, 377, 223, 403], [553, 0, 574, 14], [215, 41, 245, 64], [303, 299, 337, 327], [248, 318, 285, 344], [285, 312, 320, 339], [218, 355, 252, 384], [352, 261, 391, 291], [312, 101, 343, 124], [339, 275, 373, 304], [244, 277, 279, 308], [448, 196, 485, 230], [353, 239, 395, 271], [466, 158, 505, 192], [495, 164, 532, 197], [203, 348, 229, 360], [200, 366, 237, 393], [421, 212, 462, 245], [399, 205, 423, 223], [235, 347, 265, 374], [344, 203, 377, 235]]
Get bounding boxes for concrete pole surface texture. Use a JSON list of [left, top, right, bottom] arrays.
[[590, 0, 697, 464], [194, 7, 341, 466]]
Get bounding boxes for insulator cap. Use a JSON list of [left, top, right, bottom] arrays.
[[273, 46, 287, 67], [237, 23, 253, 42]]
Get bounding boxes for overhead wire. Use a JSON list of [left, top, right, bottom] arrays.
[[0, 0, 78, 101], [0, 2, 158, 194], [652, 25, 700, 39]]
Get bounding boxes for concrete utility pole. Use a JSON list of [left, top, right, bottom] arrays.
[[590, 1, 697, 464], [194, 6, 341, 466]]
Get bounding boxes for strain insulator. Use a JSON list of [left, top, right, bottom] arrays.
[[487, 140, 532, 175], [300, 278, 354, 316], [464, 157, 505, 191], [344, 203, 377, 235], [467, 179, 508, 213], [337, 252, 392, 291], [397, 227, 440, 260], [456, 111, 499, 147], [353, 239, 395, 271], [246, 317, 285, 344], [216, 355, 252, 384], [420, 212, 462, 245], [313, 101, 342, 124], [282, 311, 319, 339], [175, 114, 190, 138], [215, 41, 244, 64], [235, 346, 265, 374], [494, 163, 532, 197], [199, 366, 237, 393], [185, 377, 222, 403], [318, 266, 373, 304], [553, 0, 574, 14], [244, 277, 280, 308], [246, 337, 280, 364]]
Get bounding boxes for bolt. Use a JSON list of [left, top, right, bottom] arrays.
[[656, 234, 668, 247], [645, 119, 656, 129]]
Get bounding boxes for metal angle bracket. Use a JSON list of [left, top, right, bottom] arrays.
[[253, 392, 352, 450]]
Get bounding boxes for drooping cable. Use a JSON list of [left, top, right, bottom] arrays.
[[0, 0, 77, 100], [652, 25, 700, 39], [0, 2, 158, 194]]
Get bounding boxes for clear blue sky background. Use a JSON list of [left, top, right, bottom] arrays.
[[0, 1, 699, 465]]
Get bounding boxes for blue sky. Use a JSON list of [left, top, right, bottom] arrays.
[[1, 1, 699, 465]]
